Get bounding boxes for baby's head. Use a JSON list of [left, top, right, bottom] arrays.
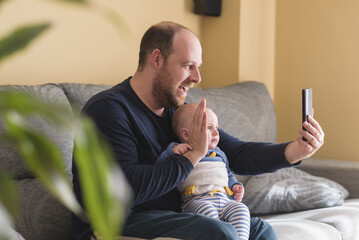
[[172, 103, 220, 149]]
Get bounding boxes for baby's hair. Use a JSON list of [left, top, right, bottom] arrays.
[[172, 103, 213, 142]]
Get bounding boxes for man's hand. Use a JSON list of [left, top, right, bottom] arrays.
[[232, 184, 244, 202], [285, 114, 325, 164], [183, 98, 208, 167], [173, 143, 193, 155]]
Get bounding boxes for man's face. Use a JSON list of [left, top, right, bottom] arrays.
[[152, 30, 202, 108]]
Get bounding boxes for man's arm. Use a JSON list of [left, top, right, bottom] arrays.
[[85, 99, 193, 206], [218, 115, 324, 175], [218, 130, 293, 175]]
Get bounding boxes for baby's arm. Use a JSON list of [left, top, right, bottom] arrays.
[[232, 184, 245, 202], [173, 143, 193, 155]]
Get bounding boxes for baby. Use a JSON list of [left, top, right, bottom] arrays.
[[160, 103, 250, 240]]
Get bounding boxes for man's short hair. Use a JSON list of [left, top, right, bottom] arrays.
[[137, 22, 190, 71]]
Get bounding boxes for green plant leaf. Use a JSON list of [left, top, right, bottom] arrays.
[[0, 171, 18, 240], [0, 23, 51, 63], [2, 110, 84, 218], [74, 117, 133, 240], [89, 2, 129, 37], [0, 171, 17, 219], [0, 91, 83, 217], [0, 92, 132, 239], [0, 91, 75, 130]]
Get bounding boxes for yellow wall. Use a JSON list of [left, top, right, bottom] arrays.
[[239, 0, 276, 98], [199, 0, 240, 89], [199, 0, 275, 99], [0, 0, 201, 85], [201, 0, 359, 162], [1, 0, 359, 162], [275, 0, 359, 162]]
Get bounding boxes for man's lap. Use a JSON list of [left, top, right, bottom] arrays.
[[122, 210, 277, 240]]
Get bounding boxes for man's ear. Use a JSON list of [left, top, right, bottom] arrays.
[[151, 49, 163, 71], [180, 128, 189, 142]]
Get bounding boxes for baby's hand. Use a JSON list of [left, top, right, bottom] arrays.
[[173, 143, 193, 155], [232, 184, 245, 202]]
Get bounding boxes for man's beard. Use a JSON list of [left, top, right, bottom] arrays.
[[152, 69, 185, 109]]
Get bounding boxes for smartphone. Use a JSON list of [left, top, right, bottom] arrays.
[[302, 88, 313, 141]]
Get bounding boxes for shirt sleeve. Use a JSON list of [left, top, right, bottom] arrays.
[[84, 100, 193, 206], [218, 129, 297, 176]]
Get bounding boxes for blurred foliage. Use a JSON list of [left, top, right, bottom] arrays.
[[0, 91, 132, 240], [0, 23, 51, 64], [0, 1, 131, 239], [0, 171, 17, 219], [0, 0, 127, 64], [0, 171, 18, 240]]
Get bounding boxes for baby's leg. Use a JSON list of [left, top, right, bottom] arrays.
[[182, 198, 219, 219], [220, 201, 250, 240]]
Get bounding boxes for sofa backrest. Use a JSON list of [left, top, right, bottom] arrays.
[[60, 81, 277, 143], [60, 83, 112, 114], [186, 81, 277, 143]]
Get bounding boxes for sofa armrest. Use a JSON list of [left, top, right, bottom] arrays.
[[297, 158, 359, 199]]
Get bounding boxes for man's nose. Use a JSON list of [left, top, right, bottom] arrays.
[[190, 67, 201, 84]]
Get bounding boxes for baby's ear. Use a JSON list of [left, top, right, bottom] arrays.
[[180, 128, 189, 142]]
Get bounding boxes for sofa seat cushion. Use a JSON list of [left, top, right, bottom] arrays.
[[16, 178, 71, 240], [118, 219, 343, 240], [267, 219, 342, 240], [263, 199, 359, 240]]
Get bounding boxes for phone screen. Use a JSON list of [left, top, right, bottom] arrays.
[[302, 88, 313, 141]]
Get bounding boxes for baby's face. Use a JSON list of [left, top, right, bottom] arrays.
[[206, 109, 219, 149]]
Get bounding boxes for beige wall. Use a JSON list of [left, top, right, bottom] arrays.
[[239, 0, 276, 98], [1, 0, 359, 162], [199, 0, 276, 98], [275, 0, 359, 162], [202, 0, 359, 162], [199, 0, 240, 89], [0, 0, 201, 85]]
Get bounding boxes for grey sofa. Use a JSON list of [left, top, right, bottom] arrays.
[[1, 81, 358, 240]]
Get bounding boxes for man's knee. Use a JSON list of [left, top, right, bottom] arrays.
[[250, 217, 278, 240], [189, 214, 238, 240]]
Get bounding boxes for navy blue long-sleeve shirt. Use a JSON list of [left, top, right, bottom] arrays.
[[72, 77, 293, 239]]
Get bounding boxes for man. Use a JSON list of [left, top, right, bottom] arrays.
[[72, 21, 324, 240]]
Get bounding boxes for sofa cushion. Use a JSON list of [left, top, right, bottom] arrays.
[[242, 168, 348, 215], [16, 178, 71, 240]]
